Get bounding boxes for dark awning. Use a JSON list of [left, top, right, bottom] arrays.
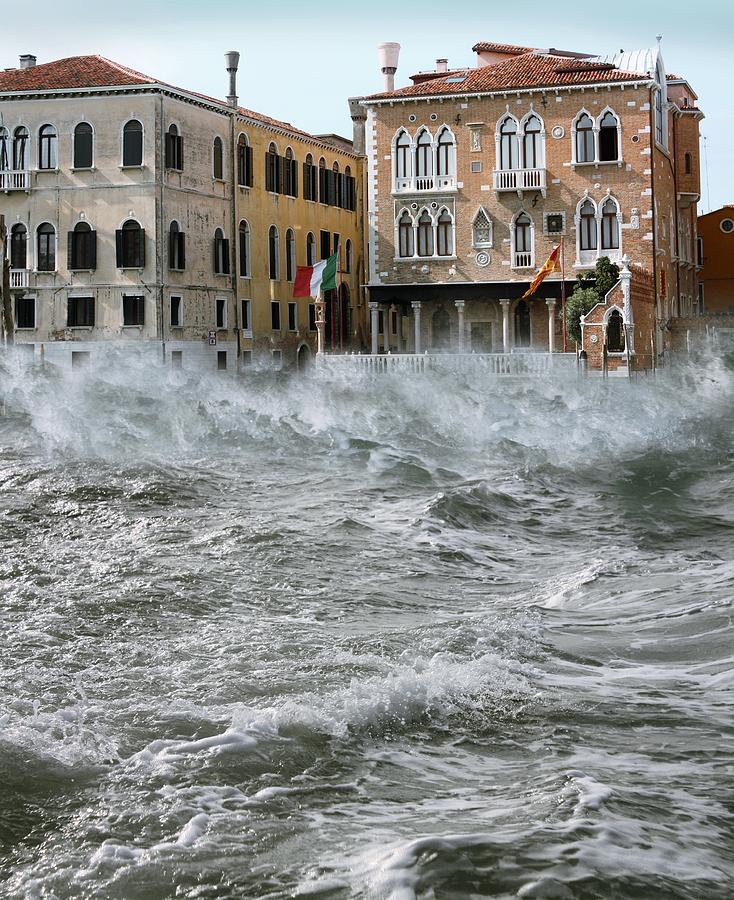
[[367, 280, 575, 305]]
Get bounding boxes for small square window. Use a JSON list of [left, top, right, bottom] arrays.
[[71, 350, 91, 368], [470, 160, 482, 173]]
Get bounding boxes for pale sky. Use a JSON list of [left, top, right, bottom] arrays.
[[1, 0, 731, 210]]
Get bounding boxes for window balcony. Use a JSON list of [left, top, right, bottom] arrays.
[[513, 251, 533, 269], [394, 174, 456, 194], [0, 170, 30, 192], [493, 168, 546, 196], [10, 268, 29, 289]]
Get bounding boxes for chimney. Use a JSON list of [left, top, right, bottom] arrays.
[[436, 58, 448, 73], [377, 42, 400, 92], [348, 97, 367, 156], [19, 54, 36, 69], [225, 50, 240, 108]]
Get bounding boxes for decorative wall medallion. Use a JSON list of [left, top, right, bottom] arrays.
[[408, 114, 417, 122], [631, 134, 640, 143], [720, 218, 734, 234], [430, 113, 438, 121], [476, 251, 491, 267], [590, 334, 599, 343], [551, 125, 565, 139]]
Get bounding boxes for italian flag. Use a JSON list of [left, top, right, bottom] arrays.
[[293, 252, 339, 298]]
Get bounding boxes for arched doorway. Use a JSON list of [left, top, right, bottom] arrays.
[[297, 343, 311, 370], [607, 309, 625, 352], [432, 307, 450, 350], [514, 300, 531, 348]]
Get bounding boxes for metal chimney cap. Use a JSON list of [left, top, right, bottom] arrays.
[[225, 51, 240, 71]]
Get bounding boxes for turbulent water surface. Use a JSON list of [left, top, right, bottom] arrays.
[[1, 352, 733, 899]]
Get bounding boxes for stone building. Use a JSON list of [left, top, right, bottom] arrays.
[[0, 53, 364, 370], [351, 38, 703, 365]]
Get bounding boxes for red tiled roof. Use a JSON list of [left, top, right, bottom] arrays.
[[472, 42, 535, 55], [364, 51, 647, 101]]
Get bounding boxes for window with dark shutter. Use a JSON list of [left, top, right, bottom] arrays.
[[10, 224, 27, 269], [320, 230, 330, 260], [238, 220, 250, 277], [73, 122, 93, 169], [122, 120, 143, 166], [122, 295, 145, 326], [271, 301, 281, 331], [165, 125, 183, 171], [15, 296, 35, 329], [266, 143, 278, 192], [169, 222, 185, 270], [318, 159, 327, 204], [213, 229, 229, 274], [213, 137, 224, 180], [269, 226, 279, 280], [238, 134, 253, 187], [170, 295, 182, 327], [37, 223, 56, 271], [117, 220, 144, 268], [69, 222, 96, 270], [68, 296, 95, 327], [308, 303, 316, 331], [216, 297, 227, 329]]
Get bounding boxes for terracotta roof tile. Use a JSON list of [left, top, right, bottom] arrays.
[[471, 42, 535, 55], [0, 55, 155, 92], [364, 51, 646, 101]]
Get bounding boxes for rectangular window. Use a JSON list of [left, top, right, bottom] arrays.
[[333, 233, 340, 256], [171, 350, 183, 368], [266, 150, 278, 192], [470, 160, 482, 173], [116, 227, 145, 268], [696, 236, 704, 267], [165, 133, 183, 170], [271, 301, 281, 331], [288, 301, 297, 331], [309, 303, 316, 331], [217, 350, 227, 371], [122, 295, 145, 326], [391, 310, 398, 334], [241, 299, 251, 333], [216, 297, 227, 329], [71, 351, 90, 368], [271, 349, 282, 367], [67, 296, 95, 327], [169, 229, 185, 270], [241, 349, 253, 367], [170, 295, 182, 327], [320, 230, 330, 260], [68, 229, 97, 270], [15, 295, 35, 329]]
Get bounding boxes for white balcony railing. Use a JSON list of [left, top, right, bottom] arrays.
[[513, 251, 533, 269], [493, 168, 546, 194], [394, 174, 456, 194], [10, 269, 29, 289], [320, 352, 577, 376], [0, 170, 30, 192]]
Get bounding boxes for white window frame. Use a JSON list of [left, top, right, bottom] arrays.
[[288, 301, 298, 332], [472, 206, 493, 249], [215, 295, 227, 330], [34, 222, 57, 273], [511, 211, 535, 269], [170, 294, 183, 328], [519, 111, 545, 170], [241, 298, 252, 337]]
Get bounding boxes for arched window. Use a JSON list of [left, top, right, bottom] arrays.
[[36, 222, 56, 271], [0, 128, 8, 171], [514, 300, 531, 347], [415, 129, 433, 179], [607, 309, 625, 352], [575, 113, 594, 163], [514, 212, 532, 267], [38, 124, 57, 170], [345, 239, 353, 274], [436, 209, 453, 256], [169, 220, 185, 271], [286, 228, 296, 282], [598, 111, 619, 162], [306, 231, 315, 267], [499, 117, 519, 170], [417, 210, 434, 257], [122, 120, 143, 167], [238, 133, 252, 186], [395, 129, 412, 181], [601, 198, 620, 250], [398, 210, 414, 258], [579, 199, 597, 251], [117, 219, 144, 268], [472, 208, 492, 248], [522, 115, 542, 169], [304, 152, 317, 200], [10, 223, 27, 269], [213, 136, 224, 180], [268, 225, 279, 279], [165, 123, 183, 171], [12, 126, 29, 170], [213, 227, 229, 274], [70, 221, 96, 270], [436, 127, 455, 177], [238, 220, 250, 277], [73, 122, 93, 169]]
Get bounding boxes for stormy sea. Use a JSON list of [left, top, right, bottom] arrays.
[[0, 351, 732, 899]]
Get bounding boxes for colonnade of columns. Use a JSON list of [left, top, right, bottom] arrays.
[[366, 297, 558, 355]]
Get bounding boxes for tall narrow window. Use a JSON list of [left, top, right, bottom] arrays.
[[271, 300, 281, 330], [73, 122, 93, 168], [398, 210, 414, 258], [579, 199, 597, 251], [607, 309, 625, 352], [655, 88, 664, 147], [213, 228, 229, 274], [116, 220, 145, 268], [0, 128, 9, 171], [266, 142, 279, 192], [601, 198, 620, 250], [238, 220, 250, 277], [286, 228, 296, 282], [16, 296, 35, 329], [514, 213, 532, 267], [288, 301, 297, 331], [269, 225, 279, 279], [122, 120, 143, 166], [169, 221, 185, 270], [320, 230, 330, 260], [213, 137, 224, 180], [417, 210, 434, 257], [12, 126, 29, 170], [415, 130, 433, 178], [318, 157, 327, 204], [10, 224, 27, 269], [36, 223, 56, 271], [575, 113, 594, 163], [436, 127, 455, 177], [598, 111, 619, 162], [69, 222, 97, 270], [170, 295, 182, 327], [345, 239, 352, 274], [684, 152, 692, 175], [165, 123, 183, 171], [304, 153, 317, 201], [238, 133, 253, 187], [436, 209, 453, 256], [499, 117, 519, 170], [216, 297, 227, 329], [306, 232, 316, 266], [344, 165, 356, 211], [38, 125, 57, 170], [522, 115, 542, 169], [395, 129, 412, 182], [284, 147, 297, 197]]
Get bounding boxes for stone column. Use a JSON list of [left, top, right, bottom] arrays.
[[411, 301, 422, 354], [383, 306, 390, 353], [315, 300, 326, 354], [369, 301, 379, 355], [546, 299, 557, 353], [620, 254, 634, 353], [455, 300, 465, 352], [500, 299, 511, 353]]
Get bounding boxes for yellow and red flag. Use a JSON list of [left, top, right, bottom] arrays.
[[522, 245, 561, 298]]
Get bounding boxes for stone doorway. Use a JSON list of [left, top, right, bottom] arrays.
[[470, 321, 493, 352]]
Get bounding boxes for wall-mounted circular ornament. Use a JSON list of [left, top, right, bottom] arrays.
[[551, 125, 565, 139], [476, 251, 490, 267]]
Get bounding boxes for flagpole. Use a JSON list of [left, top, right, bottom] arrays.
[[316, 286, 325, 355], [338, 242, 344, 353], [561, 237, 567, 353]]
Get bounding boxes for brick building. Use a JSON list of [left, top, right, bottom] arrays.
[[351, 38, 703, 365], [697, 205, 734, 314]]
